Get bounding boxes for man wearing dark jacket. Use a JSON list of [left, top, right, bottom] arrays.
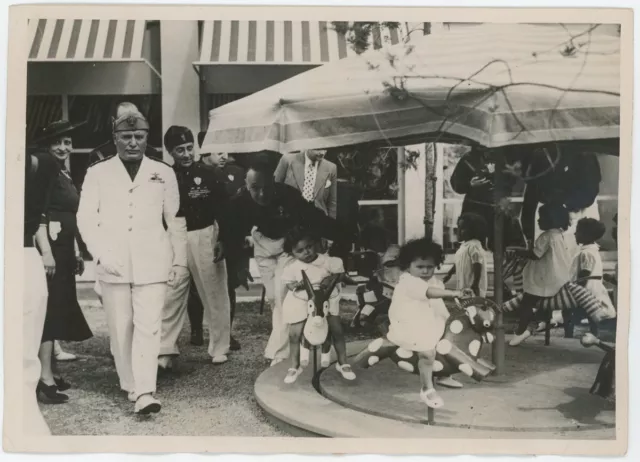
[[449, 146, 523, 249], [225, 153, 350, 365], [158, 126, 232, 369], [521, 146, 601, 247], [185, 133, 248, 350]]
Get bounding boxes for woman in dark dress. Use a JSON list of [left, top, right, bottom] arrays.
[[35, 120, 93, 404]]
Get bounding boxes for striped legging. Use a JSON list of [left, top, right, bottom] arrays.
[[501, 282, 608, 334]]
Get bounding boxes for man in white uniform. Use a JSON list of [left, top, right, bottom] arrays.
[[77, 111, 187, 414]]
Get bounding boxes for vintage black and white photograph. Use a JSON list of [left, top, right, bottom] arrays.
[[4, 3, 631, 456]]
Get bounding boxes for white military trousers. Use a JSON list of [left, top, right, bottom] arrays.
[[252, 229, 294, 361], [161, 223, 231, 358], [23, 248, 51, 435], [101, 281, 167, 397]]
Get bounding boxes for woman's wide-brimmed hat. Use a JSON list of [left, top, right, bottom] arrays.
[[35, 119, 86, 145]]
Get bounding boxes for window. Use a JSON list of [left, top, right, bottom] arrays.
[[326, 145, 400, 250]]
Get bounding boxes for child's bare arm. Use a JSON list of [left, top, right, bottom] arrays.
[[577, 269, 592, 286], [426, 287, 467, 300], [285, 281, 303, 292], [471, 262, 482, 295], [442, 265, 456, 283]]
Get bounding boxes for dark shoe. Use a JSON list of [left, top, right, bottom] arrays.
[[230, 336, 241, 351], [190, 330, 204, 346], [36, 381, 69, 404], [53, 376, 71, 391]]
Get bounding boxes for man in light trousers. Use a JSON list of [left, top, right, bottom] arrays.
[[77, 111, 187, 414], [158, 126, 231, 369]]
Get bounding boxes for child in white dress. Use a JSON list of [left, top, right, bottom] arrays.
[[572, 218, 616, 322], [386, 238, 472, 408], [509, 202, 573, 346], [280, 227, 355, 384], [444, 213, 488, 297]]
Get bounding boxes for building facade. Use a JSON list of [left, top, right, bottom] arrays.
[[26, 20, 619, 282]]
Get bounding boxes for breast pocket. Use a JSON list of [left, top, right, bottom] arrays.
[[136, 182, 165, 212]]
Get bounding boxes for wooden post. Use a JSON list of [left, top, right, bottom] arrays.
[[424, 143, 436, 239], [198, 72, 209, 133], [397, 147, 406, 244], [313, 346, 318, 376], [492, 153, 506, 375]]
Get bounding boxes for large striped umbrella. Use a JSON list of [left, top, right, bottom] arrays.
[[201, 23, 620, 154]]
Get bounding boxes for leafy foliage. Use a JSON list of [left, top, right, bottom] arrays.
[[331, 22, 404, 55]]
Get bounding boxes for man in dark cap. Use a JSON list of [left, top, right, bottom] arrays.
[[78, 111, 187, 415], [158, 126, 232, 369], [184, 131, 248, 351], [88, 102, 162, 165]]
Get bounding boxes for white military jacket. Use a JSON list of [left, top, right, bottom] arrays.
[[77, 155, 187, 285]]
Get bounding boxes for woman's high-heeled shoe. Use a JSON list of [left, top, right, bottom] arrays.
[[36, 381, 69, 404], [53, 376, 71, 391]]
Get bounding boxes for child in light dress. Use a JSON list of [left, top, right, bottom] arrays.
[[509, 202, 573, 346], [280, 227, 355, 384], [386, 238, 472, 408], [444, 213, 488, 297], [572, 218, 616, 323]]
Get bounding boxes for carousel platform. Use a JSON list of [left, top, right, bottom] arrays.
[[255, 339, 616, 439]]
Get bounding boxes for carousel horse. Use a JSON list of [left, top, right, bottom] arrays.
[[350, 246, 401, 333], [299, 270, 342, 347], [581, 333, 615, 402], [353, 297, 498, 381]]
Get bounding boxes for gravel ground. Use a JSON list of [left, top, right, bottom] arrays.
[[42, 298, 372, 436], [42, 296, 614, 436]]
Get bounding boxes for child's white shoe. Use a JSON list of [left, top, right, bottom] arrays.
[[284, 367, 303, 384], [321, 352, 331, 368], [300, 346, 310, 367], [509, 330, 531, 346], [336, 363, 356, 380], [420, 388, 444, 408]]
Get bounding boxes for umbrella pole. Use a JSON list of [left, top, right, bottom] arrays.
[[398, 147, 406, 244], [492, 153, 506, 375]]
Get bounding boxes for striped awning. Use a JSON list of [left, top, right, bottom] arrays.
[[28, 19, 149, 63], [195, 21, 426, 65]]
